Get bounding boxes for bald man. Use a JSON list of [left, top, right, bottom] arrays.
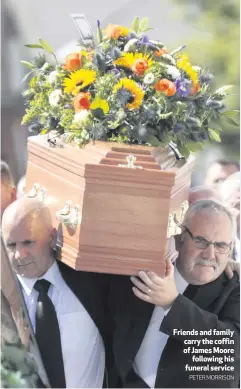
[[188, 185, 221, 205], [2, 198, 109, 388]]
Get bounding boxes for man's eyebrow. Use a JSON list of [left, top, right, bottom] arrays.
[[216, 241, 231, 245], [194, 235, 209, 241]]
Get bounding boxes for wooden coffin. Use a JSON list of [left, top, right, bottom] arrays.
[[25, 135, 195, 276]]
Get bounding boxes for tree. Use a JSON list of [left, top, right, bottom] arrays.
[[174, 0, 240, 155]]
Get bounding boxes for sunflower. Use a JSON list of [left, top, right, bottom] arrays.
[[90, 97, 109, 114], [63, 69, 96, 95], [176, 54, 199, 86], [114, 53, 153, 72], [113, 78, 144, 110]]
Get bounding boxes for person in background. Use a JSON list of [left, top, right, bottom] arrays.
[[204, 159, 239, 191], [1, 160, 16, 218], [188, 185, 222, 205], [221, 171, 240, 262]]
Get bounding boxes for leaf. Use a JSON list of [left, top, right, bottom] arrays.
[[158, 112, 173, 119], [146, 135, 162, 146], [143, 28, 154, 32], [177, 143, 190, 159], [224, 117, 240, 127], [221, 110, 239, 117], [20, 60, 35, 69], [97, 26, 103, 44], [131, 17, 139, 33], [40, 129, 50, 135], [169, 45, 186, 57], [138, 17, 149, 32], [159, 54, 176, 66], [39, 39, 54, 54], [24, 44, 43, 49], [208, 128, 221, 142], [186, 142, 204, 152], [214, 85, 233, 95], [21, 71, 34, 83]]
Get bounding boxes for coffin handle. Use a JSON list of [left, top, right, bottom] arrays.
[[167, 200, 189, 238], [118, 155, 143, 169], [56, 201, 81, 229], [26, 183, 47, 203]]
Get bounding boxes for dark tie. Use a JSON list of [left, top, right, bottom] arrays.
[[34, 279, 66, 388], [154, 284, 198, 388]]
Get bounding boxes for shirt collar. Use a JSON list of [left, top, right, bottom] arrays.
[[17, 261, 62, 296], [174, 263, 189, 294]]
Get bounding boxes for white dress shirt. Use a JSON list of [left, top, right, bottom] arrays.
[[133, 265, 188, 388], [17, 262, 105, 388]]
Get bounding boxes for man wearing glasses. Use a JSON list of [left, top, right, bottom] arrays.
[[108, 199, 239, 388]]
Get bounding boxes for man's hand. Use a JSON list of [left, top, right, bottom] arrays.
[[131, 259, 179, 309], [225, 259, 240, 280]]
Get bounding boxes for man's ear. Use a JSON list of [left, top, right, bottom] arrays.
[[50, 228, 57, 249], [174, 234, 183, 251], [10, 186, 16, 202]]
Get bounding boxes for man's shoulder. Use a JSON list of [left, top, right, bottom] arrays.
[[56, 260, 112, 293], [220, 271, 239, 289]]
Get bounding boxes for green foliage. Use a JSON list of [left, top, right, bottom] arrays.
[[174, 0, 240, 127], [1, 342, 39, 388]]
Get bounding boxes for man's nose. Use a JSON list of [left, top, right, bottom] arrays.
[[202, 243, 216, 259], [15, 245, 27, 261]]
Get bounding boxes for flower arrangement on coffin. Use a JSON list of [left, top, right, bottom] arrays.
[[21, 17, 238, 159]]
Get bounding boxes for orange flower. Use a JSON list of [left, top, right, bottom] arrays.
[[154, 78, 176, 96], [190, 82, 200, 95], [132, 59, 149, 76], [155, 47, 168, 57], [72, 92, 90, 112], [63, 53, 82, 71], [105, 24, 122, 40]]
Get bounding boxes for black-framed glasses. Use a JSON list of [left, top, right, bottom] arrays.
[[183, 226, 232, 254]]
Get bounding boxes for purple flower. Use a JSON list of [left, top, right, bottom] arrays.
[[199, 72, 213, 84], [126, 32, 137, 40], [137, 35, 157, 49], [175, 78, 192, 97], [97, 20, 100, 28], [173, 122, 185, 133], [112, 68, 120, 76], [206, 99, 223, 109]]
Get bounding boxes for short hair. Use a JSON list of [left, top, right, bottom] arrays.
[[212, 159, 240, 170], [1, 161, 14, 186], [183, 199, 237, 242]]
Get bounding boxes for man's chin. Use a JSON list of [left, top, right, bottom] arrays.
[[193, 265, 217, 284]]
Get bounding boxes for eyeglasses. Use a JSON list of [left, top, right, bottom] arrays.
[[183, 225, 232, 254]]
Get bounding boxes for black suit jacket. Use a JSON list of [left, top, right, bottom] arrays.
[[57, 261, 108, 342], [108, 272, 240, 388]]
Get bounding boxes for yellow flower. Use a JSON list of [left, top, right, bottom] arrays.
[[105, 24, 129, 39], [114, 52, 153, 72], [63, 69, 96, 95], [119, 26, 129, 37], [176, 53, 198, 86], [113, 78, 144, 110], [90, 97, 109, 114]]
